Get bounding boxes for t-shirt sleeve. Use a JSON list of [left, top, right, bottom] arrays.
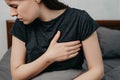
[[10, 19, 26, 42], [78, 11, 99, 41]]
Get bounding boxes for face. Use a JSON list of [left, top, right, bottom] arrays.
[[5, 0, 41, 24]]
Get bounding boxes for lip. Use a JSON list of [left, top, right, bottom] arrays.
[[18, 17, 23, 20], [18, 18, 23, 21]]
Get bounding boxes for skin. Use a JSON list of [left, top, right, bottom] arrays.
[[5, 0, 104, 80]]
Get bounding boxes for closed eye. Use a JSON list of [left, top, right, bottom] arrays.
[[8, 4, 18, 8]]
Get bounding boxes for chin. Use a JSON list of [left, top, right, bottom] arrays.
[[23, 19, 36, 25], [23, 21, 32, 25]]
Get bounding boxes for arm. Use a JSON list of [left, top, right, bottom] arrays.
[[11, 31, 81, 80], [11, 36, 53, 80], [74, 32, 104, 80]]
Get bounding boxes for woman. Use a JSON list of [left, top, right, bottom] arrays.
[[5, 0, 104, 80]]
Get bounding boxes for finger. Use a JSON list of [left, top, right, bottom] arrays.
[[63, 40, 81, 47], [51, 31, 61, 45], [69, 48, 80, 55], [67, 44, 81, 51], [67, 52, 79, 59]]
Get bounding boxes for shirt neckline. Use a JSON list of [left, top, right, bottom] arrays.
[[37, 7, 70, 24]]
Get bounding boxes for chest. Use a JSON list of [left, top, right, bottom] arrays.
[[25, 19, 81, 63]]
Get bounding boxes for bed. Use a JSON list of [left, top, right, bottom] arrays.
[[0, 20, 120, 80]]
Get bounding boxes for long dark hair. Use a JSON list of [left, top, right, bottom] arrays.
[[41, 0, 68, 10]]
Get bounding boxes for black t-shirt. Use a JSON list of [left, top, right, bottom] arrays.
[[10, 7, 99, 73]]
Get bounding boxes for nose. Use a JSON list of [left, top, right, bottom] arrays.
[[10, 8, 18, 17]]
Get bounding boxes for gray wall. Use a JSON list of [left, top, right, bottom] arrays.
[[0, 0, 120, 60], [60, 0, 120, 19], [0, 0, 14, 60]]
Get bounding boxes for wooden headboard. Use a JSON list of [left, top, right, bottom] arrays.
[[6, 20, 120, 48], [6, 20, 14, 49]]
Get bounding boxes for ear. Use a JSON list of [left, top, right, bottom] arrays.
[[35, 0, 41, 3]]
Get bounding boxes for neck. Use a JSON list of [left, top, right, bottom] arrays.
[[38, 3, 66, 22]]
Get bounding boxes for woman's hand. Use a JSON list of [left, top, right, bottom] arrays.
[[44, 31, 81, 62]]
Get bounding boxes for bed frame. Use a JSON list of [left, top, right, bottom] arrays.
[[6, 20, 120, 48]]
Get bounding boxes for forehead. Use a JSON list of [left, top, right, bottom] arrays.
[[5, 0, 34, 3], [5, 0, 19, 1], [5, 0, 25, 5]]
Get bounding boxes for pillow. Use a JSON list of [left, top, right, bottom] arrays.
[[32, 69, 83, 80], [0, 48, 12, 80], [97, 27, 120, 59], [102, 66, 120, 80]]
